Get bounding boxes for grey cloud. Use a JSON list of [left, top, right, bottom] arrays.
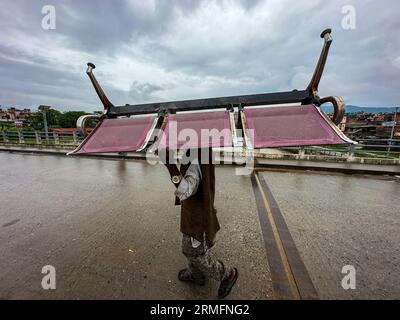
[[0, 0, 399, 112], [129, 80, 164, 102]]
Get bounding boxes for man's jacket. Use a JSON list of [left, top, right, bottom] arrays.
[[177, 162, 220, 248]]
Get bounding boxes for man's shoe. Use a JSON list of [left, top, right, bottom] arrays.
[[178, 268, 205, 286], [218, 268, 238, 298]]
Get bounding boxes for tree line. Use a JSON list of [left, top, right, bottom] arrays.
[[27, 109, 88, 130]]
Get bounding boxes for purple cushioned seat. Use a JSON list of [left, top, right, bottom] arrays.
[[243, 104, 349, 148], [157, 111, 233, 149], [70, 115, 156, 154]]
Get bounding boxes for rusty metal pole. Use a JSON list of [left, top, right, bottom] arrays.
[[307, 29, 333, 100], [86, 63, 114, 111]]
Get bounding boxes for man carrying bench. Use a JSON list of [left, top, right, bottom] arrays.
[[164, 148, 239, 299]]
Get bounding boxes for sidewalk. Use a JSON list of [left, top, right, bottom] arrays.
[[0, 144, 398, 176]]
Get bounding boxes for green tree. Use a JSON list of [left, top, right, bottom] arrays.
[[58, 111, 87, 128], [26, 109, 61, 130]]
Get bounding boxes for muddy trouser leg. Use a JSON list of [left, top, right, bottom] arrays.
[[182, 234, 231, 282]]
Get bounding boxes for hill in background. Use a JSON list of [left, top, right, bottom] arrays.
[[321, 105, 397, 114]]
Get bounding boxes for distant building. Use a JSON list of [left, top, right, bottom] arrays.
[[0, 107, 33, 127], [344, 111, 399, 139]]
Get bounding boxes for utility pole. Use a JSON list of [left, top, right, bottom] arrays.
[[388, 107, 398, 155], [38, 105, 51, 143]]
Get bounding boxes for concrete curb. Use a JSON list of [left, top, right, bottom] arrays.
[[254, 162, 400, 176], [1, 146, 399, 176]]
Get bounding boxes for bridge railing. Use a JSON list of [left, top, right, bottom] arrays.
[[303, 138, 400, 159], [0, 130, 399, 160], [0, 130, 84, 146]]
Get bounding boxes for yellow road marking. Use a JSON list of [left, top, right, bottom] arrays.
[[254, 172, 301, 300]]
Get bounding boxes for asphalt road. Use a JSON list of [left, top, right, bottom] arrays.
[[0, 152, 271, 299], [0, 152, 399, 299], [261, 170, 400, 299]]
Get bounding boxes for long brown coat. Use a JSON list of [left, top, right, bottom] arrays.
[[179, 163, 220, 247]]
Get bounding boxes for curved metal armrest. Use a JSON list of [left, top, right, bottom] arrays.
[[319, 96, 345, 125], [76, 114, 102, 137]]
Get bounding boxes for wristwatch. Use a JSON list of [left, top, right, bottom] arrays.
[[171, 175, 182, 185]]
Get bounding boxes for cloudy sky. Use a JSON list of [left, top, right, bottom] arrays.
[[0, 0, 399, 112]]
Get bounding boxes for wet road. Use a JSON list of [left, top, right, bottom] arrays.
[[0, 152, 399, 299], [261, 170, 400, 299], [0, 152, 271, 299]]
